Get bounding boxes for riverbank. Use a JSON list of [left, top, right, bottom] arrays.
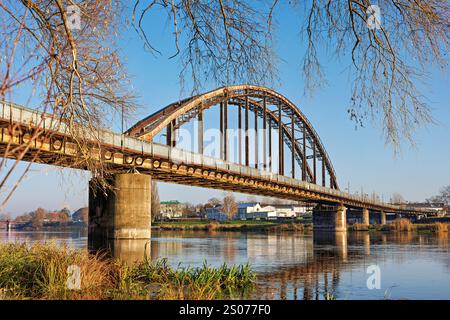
[[0, 243, 255, 300], [348, 219, 449, 233], [154, 218, 449, 234], [153, 220, 312, 233]]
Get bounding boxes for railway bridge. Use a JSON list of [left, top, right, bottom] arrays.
[[0, 85, 432, 240]]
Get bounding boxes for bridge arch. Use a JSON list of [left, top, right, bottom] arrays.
[[125, 85, 338, 189]]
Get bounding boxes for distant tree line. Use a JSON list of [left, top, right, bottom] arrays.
[[427, 186, 450, 206], [1, 207, 88, 229]]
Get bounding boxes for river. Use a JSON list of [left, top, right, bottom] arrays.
[[1, 229, 449, 300]]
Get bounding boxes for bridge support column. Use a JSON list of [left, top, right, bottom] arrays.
[[362, 208, 369, 227], [313, 205, 347, 232], [88, 173, 152, 241], [379, 211, 386, 225]]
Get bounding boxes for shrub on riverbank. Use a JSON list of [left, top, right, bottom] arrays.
[[429, 222, 449, 233], [0, 243, 255, 300], [379, 220, 449, 233], [348, 223, 370, 231], [385, 219, 414, 232]]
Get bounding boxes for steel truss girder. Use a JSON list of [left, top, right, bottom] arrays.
[[125, 85, 339, 189]]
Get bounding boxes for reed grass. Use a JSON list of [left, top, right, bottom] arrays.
[[430, 222, 449, 233], [0, 242, 255, 300], [128, 257, 255, 300], [386, 219, 414, 232], [348, 223, 370, 231]]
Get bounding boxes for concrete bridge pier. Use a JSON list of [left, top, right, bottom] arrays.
[[313, 204, 347, 232], [377, 211, 386, 225], [361, 208, 369, 227], [88, 173, 152, 242]]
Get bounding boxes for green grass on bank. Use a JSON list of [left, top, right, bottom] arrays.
[[0, 243, 255, 300]]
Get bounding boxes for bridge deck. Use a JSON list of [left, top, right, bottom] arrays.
[[0, 101, 432, 215]]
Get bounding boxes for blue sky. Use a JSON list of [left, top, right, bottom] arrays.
[[2, 3, 449, 216]]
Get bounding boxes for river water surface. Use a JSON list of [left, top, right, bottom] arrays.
[[1, 230, 449, 300]]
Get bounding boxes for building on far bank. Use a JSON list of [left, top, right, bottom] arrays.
[[236, 203, 262, 220], [160, 200, 186, 219], [236, 202, 312, 220], [206, 205, 229, 221], [397, 202, 446, 217], [72, 207, 88, 223], [269, 204, 310, 218]]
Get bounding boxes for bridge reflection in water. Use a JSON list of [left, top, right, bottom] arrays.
[[88, 236, 152, 265]]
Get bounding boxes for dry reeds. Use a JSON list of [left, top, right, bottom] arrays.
[[388, 219, 414, 232], [431, 222, 449, 233], [348, 223, 370, 232]]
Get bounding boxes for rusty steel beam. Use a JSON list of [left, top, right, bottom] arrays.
[[198, 110, 203, 155], [302, 123, 307, 181], [278, 103, 284, 175], [224, 100, 228, 161], [322, 159, 326, 187], [220, 102, 224, 160], [166, 123, 171, 146], [291, 112, 295, 178], [245, 96, 249, 167], [313, 140, 317, 184], [166, 119, 177, 147], [172, 119, 177, 147], [238, 103, 242, 165], [254, 107, 258, 169], [268, 117, 272, 172], [263, 96, 267, 170]]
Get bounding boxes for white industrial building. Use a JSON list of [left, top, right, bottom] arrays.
[[237, 202, 311, 220]]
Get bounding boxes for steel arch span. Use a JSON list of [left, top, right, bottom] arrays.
[[125, 85, 339, 190]]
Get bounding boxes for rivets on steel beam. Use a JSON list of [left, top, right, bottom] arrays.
[[143, 158, 152, 168], [52, 139, 62, 150], [135, 157, 144, 165], [103, 151, 113, 160], [23, 133, 32, 143], [161, 162, 170, 169], [125, 156, 133, 164]]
